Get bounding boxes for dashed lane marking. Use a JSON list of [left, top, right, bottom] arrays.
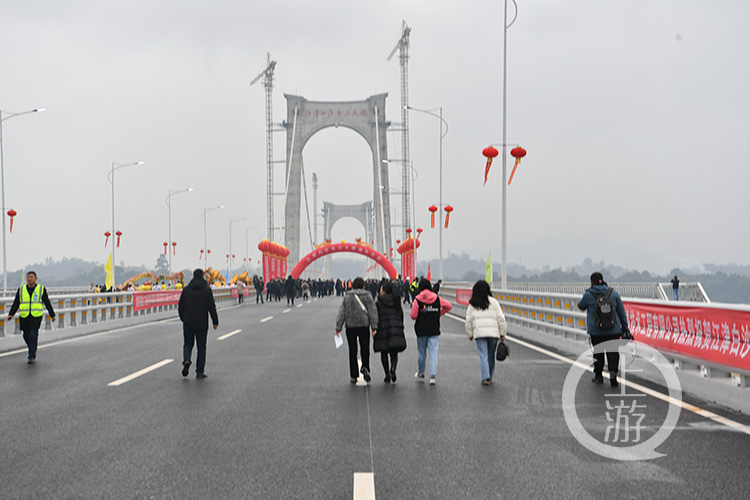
[[217, 329, 242, 340], [283, 309, 291, 313], [260, 316, 273, 323], [353, 473, 375, 500], [444, 312, 750, 436], [108, 359, 173, 387], [297, 304, 304, 308]]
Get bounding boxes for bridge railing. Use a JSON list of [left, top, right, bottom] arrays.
[[0, 288, 246, 337], [441, 283, 749, 390]]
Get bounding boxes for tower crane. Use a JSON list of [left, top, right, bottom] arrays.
[[387, 21, 412, 236], [250, 53, 277, 241]]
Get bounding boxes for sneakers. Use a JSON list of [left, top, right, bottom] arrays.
[[27, 357, 35, 365], [592, 373, 604, 384], [481, 379, 491, 386], [429, 376, 436, 385], [390, 368, 397, 383], [415, 372, 425, 382], [350, 378, 358, 384], [196, 373, 207, 379], [384, 375, 391, 384], [610, 374, 619, 388], [360, 367, 371, 383], [182, 361, 191, 377]]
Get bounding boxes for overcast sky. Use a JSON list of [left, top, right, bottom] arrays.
[[1, 0, 748, 278]]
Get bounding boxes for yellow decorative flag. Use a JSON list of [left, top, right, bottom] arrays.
[[485, 251, 492, 283], [105, 252, 114, 291]]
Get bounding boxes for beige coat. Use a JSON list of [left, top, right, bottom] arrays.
[[465, 297, 507, 341]]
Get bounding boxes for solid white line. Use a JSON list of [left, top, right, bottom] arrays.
[[353, 473, 375, 500], [283, 309, 291, 313], [217, 329, 242, 340], [108, 359, 173, 387], [443, 312, 750, 435], [260, 316, 273, 323]]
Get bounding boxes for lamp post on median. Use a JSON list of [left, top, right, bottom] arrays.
[[228, 217, 247, 275], [0, 107, 46, 295], [405, 105, 448, 282], [165, 187, 193, 274], [109, 160, 144, 290], [203, 205, 224, 269]]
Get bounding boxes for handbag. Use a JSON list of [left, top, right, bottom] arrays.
[[495, 340, 509, 361]]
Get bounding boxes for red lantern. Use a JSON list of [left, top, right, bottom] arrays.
[[163, 242, 168, 255], [416, 228, 423, 240], [104, 231, 111, 247], [200, 249, 204, 259], [115, 230, 122, 248], [7, 209, 17, 233], [509, 146, 527, 185], [172, 241, 177, 255], [482, 146, 499, 185], [226, 254, 230, 264], [428, 205, 438, 228], [444, 205, 454, 228], [207, 249, 211, 254]]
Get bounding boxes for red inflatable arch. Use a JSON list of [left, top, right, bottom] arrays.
[[291, 242, 398, 279]]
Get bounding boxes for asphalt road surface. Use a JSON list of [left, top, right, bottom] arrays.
[[1, 296, 749, 499]]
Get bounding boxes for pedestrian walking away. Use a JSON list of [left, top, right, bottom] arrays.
[[7, 271, 56, 364], [374, 281, 407, 383], [410, 278, 452, 385], [178, 269, 219, 379], [577, 272, 630, 388], [236, 280, 245, 305], [464, 280, 507, 385], [335, 277, 378, 384]]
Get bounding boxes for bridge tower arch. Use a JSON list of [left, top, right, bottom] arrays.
[[282, 93, 391, 265]]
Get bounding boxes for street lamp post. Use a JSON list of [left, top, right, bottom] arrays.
[[382, 159, 418, 278], [165, 188, 193, 274], [0, 107, 46, 295], [228, 217, 247, 275], [109, 160, 144, 290], [203, 205, 224, 269], [405, 105, 448, 281]]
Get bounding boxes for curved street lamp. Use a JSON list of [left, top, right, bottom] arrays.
[[405, 105, 448, 281], [109, 160, 144, 290], [0, 107, 46, 295]]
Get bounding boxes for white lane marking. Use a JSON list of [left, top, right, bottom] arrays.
[[353, 473, 375, 500], [283, 309, 291, 313], [444, 313, 750, 436], [217, 329, 242, 340], [297, 304, 304, 308], [260, 316, 273, 323], [108, 359, 173, 387]]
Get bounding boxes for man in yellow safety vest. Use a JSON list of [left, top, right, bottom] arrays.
[[7, 271, 56, 364]]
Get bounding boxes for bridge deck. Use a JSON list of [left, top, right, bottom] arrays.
[[0, 297, 747, 499]]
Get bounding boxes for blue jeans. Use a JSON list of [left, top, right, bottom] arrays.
[[183, 325, 208, 374], [673, 288, 679, 300], [23, 328, 39, 359], [475, 338, 499, 381], [416, 336, 439, 376]]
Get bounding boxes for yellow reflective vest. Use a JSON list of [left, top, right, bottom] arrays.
[[19, 285, 45, 318]]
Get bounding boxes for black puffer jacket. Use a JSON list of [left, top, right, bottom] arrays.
[[178, 278, 219, 330], [374, 293, 406, 353]]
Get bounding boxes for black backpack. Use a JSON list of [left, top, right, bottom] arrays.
[[591, 288, 617, 330]]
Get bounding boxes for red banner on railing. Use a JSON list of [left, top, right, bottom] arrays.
[[624, 300, 750, 372], [456, 288, 471, 306], [230, 288, 251, 298], [133, 291, 181, 312]]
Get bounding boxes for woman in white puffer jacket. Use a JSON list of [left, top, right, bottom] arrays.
[[464, 280, 507, 385]]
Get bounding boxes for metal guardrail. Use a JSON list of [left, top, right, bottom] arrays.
[[0, 288, 249, 337], [441, 283, 747, 388]]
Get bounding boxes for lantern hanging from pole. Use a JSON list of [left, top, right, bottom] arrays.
[[172, 241, 177, 255], [115, 231, 122, 248], [163, 242, 168, 255], [482, 146, 499, 185], [416, 228, 423, 240], [7, 209, 17, 233], [428, 205, 438, 228], [509, 146, 527, 185], [207, 249, 211, 254], [104, 231, 111, 247], [200, 249, 204, 259], [226, 254, 230, 264], [444, 205, 454, 228]]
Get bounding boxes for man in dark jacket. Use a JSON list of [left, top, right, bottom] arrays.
[[285, 275, 296, 305], [178, 269, 219, 379], [7, 271, 56, 364], [577, 272, 629, 388]]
